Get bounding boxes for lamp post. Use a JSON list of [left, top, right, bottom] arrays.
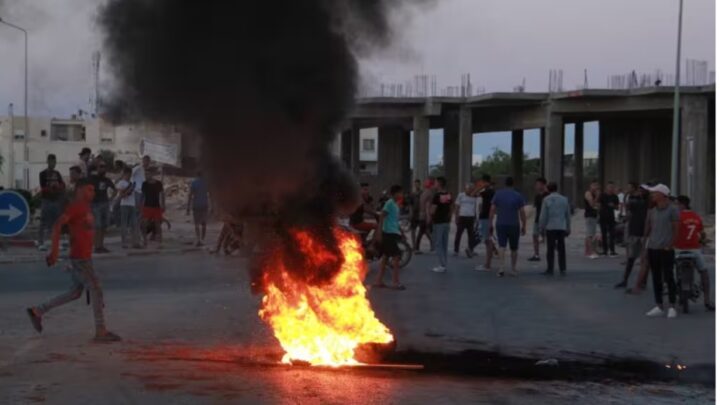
[[0, 17, 28, 189], [670, 0, 684, 195]]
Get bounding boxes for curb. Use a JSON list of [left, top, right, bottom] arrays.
[[0, 247, 204, 265]]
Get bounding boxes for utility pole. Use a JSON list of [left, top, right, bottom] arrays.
[[670, 0, 684, 195]]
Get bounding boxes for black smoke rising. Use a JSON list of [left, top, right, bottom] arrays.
[[99, 0, 432, 287]]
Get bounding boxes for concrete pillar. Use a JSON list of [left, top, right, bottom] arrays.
[[680, 95, 709, 214], [443, 111, 459, 195], [539, 127, 546, 176], [511, 129, 524, 187], [573, 122, 584, 208], [378, 126, 410, 190], [458, 106, 473, 193], [543, 114, 563, 186], [413, 115, 430, 182]]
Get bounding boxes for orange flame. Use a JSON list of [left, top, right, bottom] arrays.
[[259, 228, 394, 367]]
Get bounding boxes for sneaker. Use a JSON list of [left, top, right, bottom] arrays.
[[614, 281, 627, 289], [588, 254, 599, 260], [667, 308, 677, 319], [37, 244, 48, 252], [528, 255, 540, 262], [496, 270, 505, 277], [609, 252, 619, 257], [509, 270, 519, 277], [475, 265, 491, 272], [646, 306, 664, 317], [94, 331, 122, 343], [432, 266, 447, 273], [26, 308, 42, 333]]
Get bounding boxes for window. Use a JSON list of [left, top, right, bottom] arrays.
[[362, 139, 375, 152], [41, 129, 47, 137], [51, 123, 85, 141]]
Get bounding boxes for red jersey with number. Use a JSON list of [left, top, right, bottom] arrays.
[[64, 201, 95, 259], [675, 210, 703, 250]]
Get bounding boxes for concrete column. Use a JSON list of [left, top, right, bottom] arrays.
[[573, 122, 584, 208], [412, 115, 430, 182], [680, 95, 709, 213], [443, 111, 459, 195], [543, 114, 563, 186], [458, 106, 473, 193], [378, 126, 410, 190], [511, 129, 524, 187], [539, 127, 546, 176]]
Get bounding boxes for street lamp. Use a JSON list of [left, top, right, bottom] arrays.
[[0, 17, 28, 189], [670, 0, 684, 195]]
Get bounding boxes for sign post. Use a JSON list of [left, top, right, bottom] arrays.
[[0, 190, 30, 237]]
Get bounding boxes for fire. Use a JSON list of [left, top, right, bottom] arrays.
[[259, 228, 394, 367]]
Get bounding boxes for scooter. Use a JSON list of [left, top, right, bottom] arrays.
[[675, 251, 702, 314]]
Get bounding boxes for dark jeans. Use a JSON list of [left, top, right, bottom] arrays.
[[545, 230, 567, 273], [599, 219, 616, 254], [647, 249, 676, 306], [454, 216, 477, 253], [414, 221, 432, 250]]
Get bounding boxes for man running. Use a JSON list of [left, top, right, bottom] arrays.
[[615, 182, 647, 288], [454, 182, 478, 257], [644, 184, 679, 319], [187, 171, 211, 247], [675, 195, 714, 311], [490, 177, 527, 277], [584, 180, 601, 259], [529, 177, 549, 262], [474, 174, 496, 272], [26, 180, 121, 342], [373, 184, 406, 290], [598, 181, 620, 257], [38, 154, 66, 250], [89, 161, 116, 253], [429, 177, 452, 273]]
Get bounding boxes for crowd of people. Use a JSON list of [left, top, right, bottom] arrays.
[[355, 174, 714, 318]]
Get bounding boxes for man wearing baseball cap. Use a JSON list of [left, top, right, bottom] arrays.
[[644, 183, 680, 318]]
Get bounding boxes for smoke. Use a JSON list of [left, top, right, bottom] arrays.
[[99, 0, 433, 287]]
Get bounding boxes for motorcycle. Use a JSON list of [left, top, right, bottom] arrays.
[[675, 251, 702, 314]]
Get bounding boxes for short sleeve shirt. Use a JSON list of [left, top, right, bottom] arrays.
[[492, 188, 526, 227], [190, 178, 210, 210], [64, 201, 94, 259], [116, 179, 135, 207], [478, 188, 495, 219], [455, 192, 477, 217], [142, 181, 164, 208], [534, 192, 549, 223], [676, 210, 704, 250], [89, 174, 115, 203], [39, 169, 66, 201], [431, 191, 453, 224], [381, 199, 401, 235], [647, 205, 680, 250]]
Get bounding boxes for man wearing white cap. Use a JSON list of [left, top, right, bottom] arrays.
[[643, 183, 680, 318]]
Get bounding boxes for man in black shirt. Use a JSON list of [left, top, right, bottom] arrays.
[[429, 177, 452, 273], [615, 182, 648, 288], [474, 174, 496, 271], [141, 167, 166, 247], [38, 154, 66, 249], [530, 177, 549, 262], [598, 182, 620, 256], [89, 161, 116, 253]]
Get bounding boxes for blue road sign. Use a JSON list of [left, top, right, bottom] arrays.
[[0, 191, 30, 237]]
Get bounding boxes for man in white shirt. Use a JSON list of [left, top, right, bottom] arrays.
[[116, 167, 140, 248], [131, 155, 151, 209], [454, 182, 478, 258]]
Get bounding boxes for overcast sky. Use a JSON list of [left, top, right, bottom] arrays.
[[0, 0, 715, 118]]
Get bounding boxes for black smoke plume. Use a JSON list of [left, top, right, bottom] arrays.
[[99, 0, 432, 287]]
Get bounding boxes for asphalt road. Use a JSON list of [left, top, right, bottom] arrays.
[[0, 242, 714, 403]]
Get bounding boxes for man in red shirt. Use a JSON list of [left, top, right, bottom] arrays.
[[26, 180, 122, 342], [675, 195, 714, 311]]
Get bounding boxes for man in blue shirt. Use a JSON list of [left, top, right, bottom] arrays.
[[186, 171, 211, 247], [490, 177, 527, 277], [372, 184, 406, 290]]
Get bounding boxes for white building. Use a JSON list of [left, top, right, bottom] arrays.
[[0, 114, 184, 190]]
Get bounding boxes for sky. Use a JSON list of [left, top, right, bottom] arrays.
[[0, 0, 715, 128]]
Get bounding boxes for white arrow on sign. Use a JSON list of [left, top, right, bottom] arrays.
[[0, 204, 23, 222]]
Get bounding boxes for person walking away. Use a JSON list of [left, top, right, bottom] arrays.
[[489, 177, 527, 277], [598, 182, 620, 257], [409, 179, 422, 247], [474, 174, 496, 272], [372, 185, 406, 290], [141, 167, 165, 247], [77, 147, 92, 178], [115, 167, 140, 249], [89, 161, 116, 253], [644, 184, 679, 319], [187, 171, 211, 246], [131, 155, 151, 218], [584, 180, 601, 259], [349, 183, 377, 233], [26, 180, 121, 342], [538, 182, 571, 276], [529, 177, 549, 262], [38, 154, 66, 250], [414, 177, 435, 253], [615, 182, 647, 288], [675, 195, 714, 311], [429, 177, 452, 273], [454, 182, 478, 257]]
